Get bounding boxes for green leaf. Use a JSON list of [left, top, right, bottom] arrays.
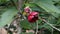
[[0, 7, 18, 27], [56, 18, 60, 25], [53, 0, 60, 2], [0, 0, 10, 3], [25, 3, 37, 7], [32, 0, 54, 4], [33, 0, 60, 18], [40, 23, 52, 31], [13, 0, 17, 2], [20, 19, 32, 30]]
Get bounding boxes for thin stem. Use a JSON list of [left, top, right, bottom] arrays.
[[0, 28, 2, 34], [36, 21, 38, 34], [18, 0, 24, 12], [51, 28, 53, 34], [39, 17, 60, 32]]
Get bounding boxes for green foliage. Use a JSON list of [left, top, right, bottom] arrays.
[[20, 19, 32, 30], [0, 7, 18, 27], [0, 0, 60, 34], [34, 0, 60, 18]]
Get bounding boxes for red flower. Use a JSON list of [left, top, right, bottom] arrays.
[[28, 12, 39, 23]]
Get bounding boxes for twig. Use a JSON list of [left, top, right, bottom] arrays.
[[39, 17, 60, 32], [51, 28, 53, 34], [36, 21, 38, 34], [17, 0, 24, 34], [18, 0, 24, 12], [0, 28, 2, 34]]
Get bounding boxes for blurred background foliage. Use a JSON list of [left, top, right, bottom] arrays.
[[0, 0, 60, 34]]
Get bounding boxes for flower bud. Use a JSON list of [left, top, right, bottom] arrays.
[[24, 6, 31, 13]]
